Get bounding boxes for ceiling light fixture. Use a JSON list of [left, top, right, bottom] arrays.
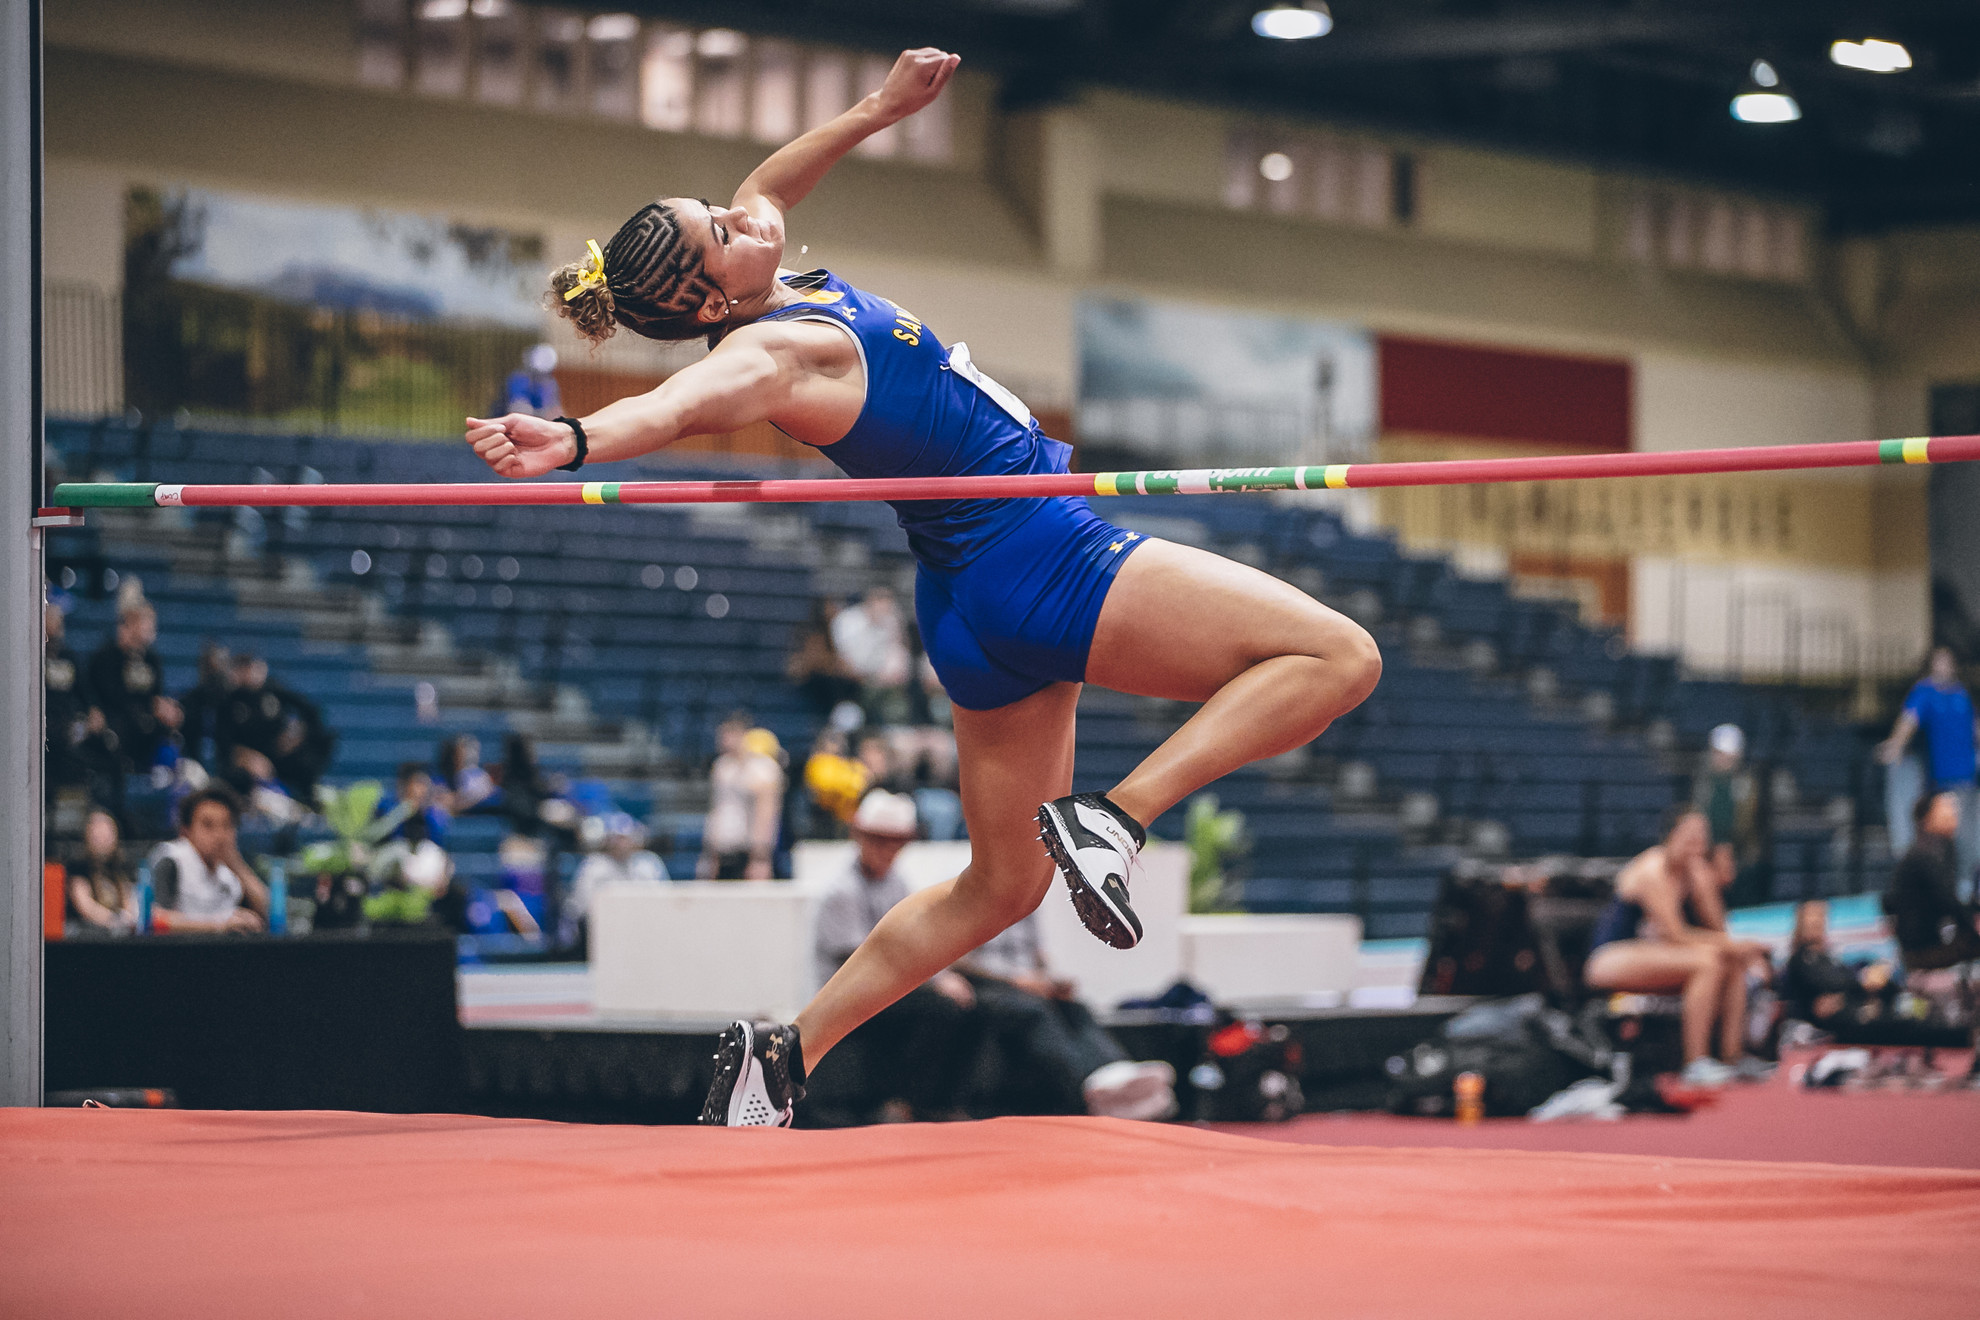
[[1731, 60, 1800, 124], [1830, 39, 1912, 73], [1253, 3, 1332, 42], [1258, 151, 1294, 182]]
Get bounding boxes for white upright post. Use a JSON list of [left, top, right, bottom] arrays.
[[0, 0, 44, 1108]]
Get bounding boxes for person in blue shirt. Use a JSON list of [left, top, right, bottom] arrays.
[[499, 343, 562, 417], [1879, 646, 1978, 898], [464, 48, 1382, 1126]]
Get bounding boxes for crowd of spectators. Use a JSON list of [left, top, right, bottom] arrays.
[[788, 587, 964, 848], [44, 593, 334, 828]]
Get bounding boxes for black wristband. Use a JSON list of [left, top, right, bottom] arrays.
[[554, 416, 588, 472]]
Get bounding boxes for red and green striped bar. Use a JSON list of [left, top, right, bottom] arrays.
[[49, 433, 1980, 509]]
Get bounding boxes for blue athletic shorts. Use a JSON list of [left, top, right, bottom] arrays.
[[914, 496, 1149, 711]]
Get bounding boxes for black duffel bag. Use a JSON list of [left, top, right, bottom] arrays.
[[1385, 994, 1613, 1118]]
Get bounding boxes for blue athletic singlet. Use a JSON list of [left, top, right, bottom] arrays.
[[755, 269, 1148, 710]]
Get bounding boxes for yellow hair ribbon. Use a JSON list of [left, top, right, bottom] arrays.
[[562, 238, 608, 302]]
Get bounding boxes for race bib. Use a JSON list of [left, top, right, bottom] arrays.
[[946, 341, 1032, 428]]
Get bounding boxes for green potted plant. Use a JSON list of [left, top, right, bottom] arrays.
[[1184, 793, 1247, 914]]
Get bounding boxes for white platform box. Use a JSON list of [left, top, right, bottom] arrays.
[[1178, 913, 1363, 1007], [590, 881, 818, 1022], [792, 840, 1188, 1010]]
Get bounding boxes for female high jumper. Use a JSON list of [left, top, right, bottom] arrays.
[[464, 48, 1382, 1126]]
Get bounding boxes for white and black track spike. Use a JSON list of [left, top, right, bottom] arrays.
[[1037, 792, 1146, 950], [699, 1020, 805, 1127]]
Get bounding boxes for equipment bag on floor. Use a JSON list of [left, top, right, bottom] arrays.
[[1385, 994, 1613, 1118]]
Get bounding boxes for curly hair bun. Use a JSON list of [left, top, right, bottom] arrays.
[[547, 261, 618, 346]]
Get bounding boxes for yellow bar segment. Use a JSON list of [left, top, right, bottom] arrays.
[[1093, 473, 1120, 496], [1323, 465, 1351, 489], [1903, 437, 1932, 464], [581, 482, 607, 504]]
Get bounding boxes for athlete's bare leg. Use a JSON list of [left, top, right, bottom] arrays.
[[1584, 939, 1725, 1064], [793, 680, 1080, 1065], [1085, 539, 1382, 827]]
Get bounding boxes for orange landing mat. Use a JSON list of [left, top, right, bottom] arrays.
[[4, 1110, 1978, 1319]]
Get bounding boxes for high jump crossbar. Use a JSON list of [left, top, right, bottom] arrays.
[[47, 434, 1980, 510]]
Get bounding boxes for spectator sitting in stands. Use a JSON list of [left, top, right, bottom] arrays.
[[434, 733, 498, 815], [177, 642, 233, 769], [957, 909, 1176, 1120], [219, 653, 335, 802], [147, 785, 268, 934], [1581, 809, 1773, 1087], [65, 808, 137, 934], [1692, 723, 1763, 907], [831, 585, 914, 728], [699, 715, 786, 880], [86, 599, 182, 776], [1878, 646, 1978, 898], [377, 762, 452, 846], [219, 744, 310, 827], [803, 728, 870, 834], [43, 601, 109, 808], [814, 791, 975, 1121], [493, 732, 578, 839], [563, 812, 669, 952], [897, 729, 964, 843], [1884, 790, 1980, 973], [787, 597, 860, 720], [500, 343, 563, 418], [1781, 899, 1894, 1034]]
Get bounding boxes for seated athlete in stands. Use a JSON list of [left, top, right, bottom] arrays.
[[1582, 809, 1773, 1086], [146, 785, 269, 934], [1781, 899, 1894, 1034]]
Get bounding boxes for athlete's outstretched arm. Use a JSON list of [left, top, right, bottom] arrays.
[[734, 47, 958, 222], [466, 333, 797, 478]]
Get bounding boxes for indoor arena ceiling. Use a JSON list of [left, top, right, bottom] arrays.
[[628, 0, 1980, 233]]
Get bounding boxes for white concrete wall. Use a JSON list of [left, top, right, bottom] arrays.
[[1635, 353, 1876, 454]]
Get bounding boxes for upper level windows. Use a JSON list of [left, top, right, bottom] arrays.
[[355, 1, 953, 163], [1223, 126, 1414, 229], [1623, 186, 1808, 284]]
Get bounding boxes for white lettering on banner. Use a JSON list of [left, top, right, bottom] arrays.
[[946, 342, 1033, 428]]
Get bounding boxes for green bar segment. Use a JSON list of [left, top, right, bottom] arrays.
[[50, 482, 161, 508], [1877, 438, 1906, 465]]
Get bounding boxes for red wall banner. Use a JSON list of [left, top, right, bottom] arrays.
[[1379, 335, 1632, 451]]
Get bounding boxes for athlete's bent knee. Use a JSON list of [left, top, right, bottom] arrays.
[[955, 865, 1052, 936], [1337, 619, 1383, 698]]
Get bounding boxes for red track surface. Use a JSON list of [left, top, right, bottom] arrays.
[[4, 1109, 1976, 1319]]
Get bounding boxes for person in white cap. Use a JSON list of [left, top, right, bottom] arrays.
[[1692, 723, 1760, 906], [795, 790, 976, 1123]]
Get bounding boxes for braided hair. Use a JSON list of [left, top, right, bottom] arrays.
[[548, 201, 728, 345]]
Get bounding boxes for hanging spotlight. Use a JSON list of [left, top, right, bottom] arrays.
[[1830, 39, 1912, 73], [1731, 60, 1800, 123], [1253, 3, 1332, 41]]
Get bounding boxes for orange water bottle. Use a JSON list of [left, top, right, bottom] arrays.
[[1454, 1071, 1485, 1125], [43, 862, 67, 940]]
